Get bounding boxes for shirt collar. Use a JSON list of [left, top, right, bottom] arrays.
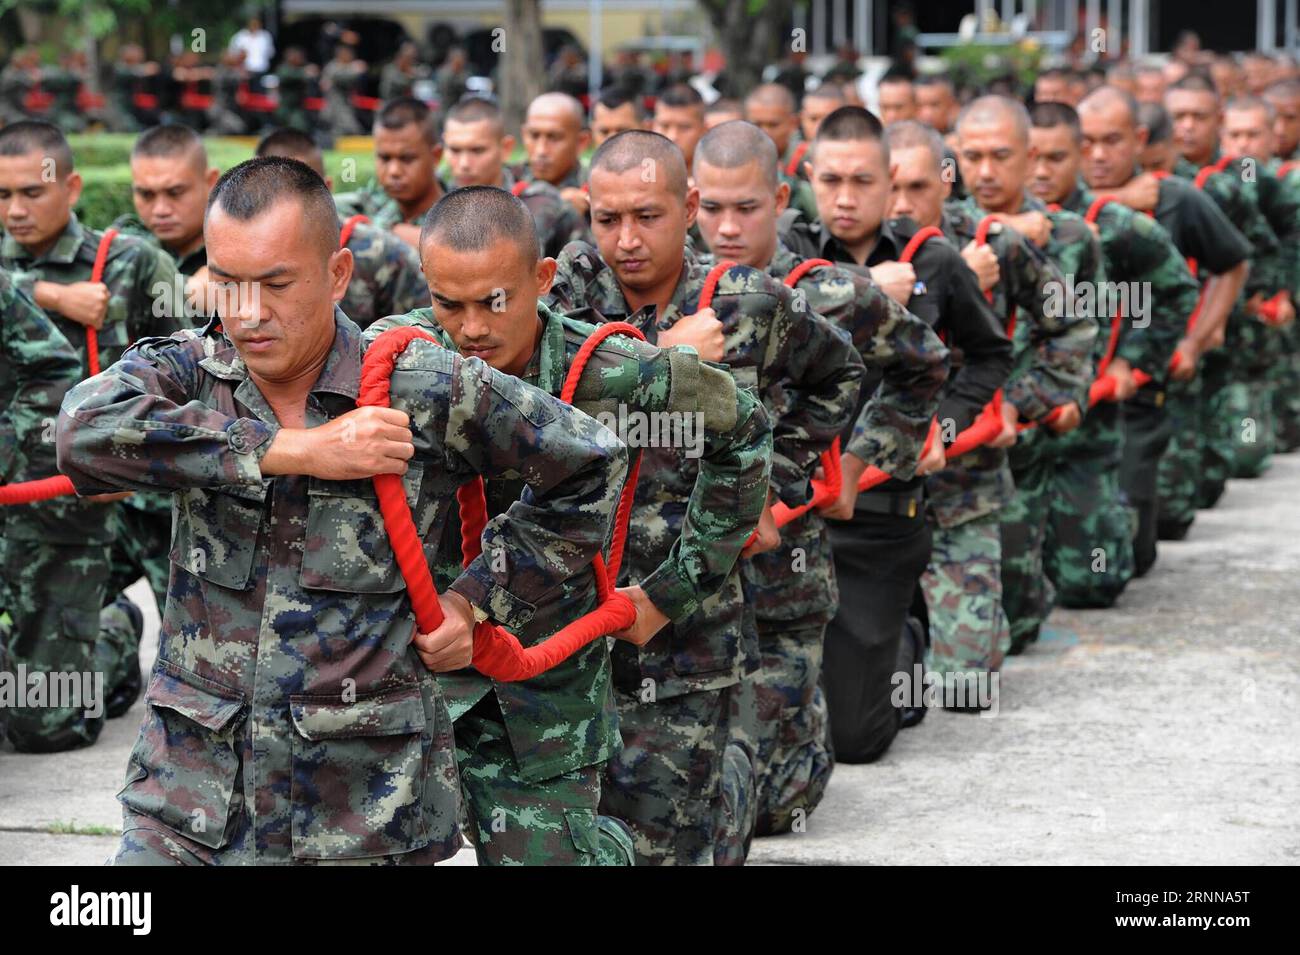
[[2, 212, 85, 264]]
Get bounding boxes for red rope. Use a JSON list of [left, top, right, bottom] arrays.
[[785, 141, 810, 178], [0, 474, 76, 505], [339, 214, 370, 249], [511, 180, 530, 197], [84, 228, 117, 377], [359, 321, 649, 681]]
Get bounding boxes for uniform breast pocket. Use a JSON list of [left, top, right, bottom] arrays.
[[300, 464, 423, 593], [288, 682, 439, 860], [96, 297, 131, 351], [117, 662, 247, 850], [170, 485, 267, 590]]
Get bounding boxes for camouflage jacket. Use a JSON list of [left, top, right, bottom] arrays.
[[513, 159, 589, 191], [109, 212, 208, 276], [2, 213, 187, 544], [338, 216, 431, 329], [1056, 184, 1199, 381], [500, 167, 593, 259], [721, 240, 949, 625], [1254, 158, 1300, 307], [547, 242, 865, 697], [367, 302, 771, 777], [334, 177, 449, 232], [0, 267, 81, 490], [1173, 154, 1282, 296], [931, 199, 1097, 526], [55, 309, 629, 863]]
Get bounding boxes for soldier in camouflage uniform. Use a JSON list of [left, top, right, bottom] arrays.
[[108, 125, 218, 631], [1264, 135, 1300, 450], [253, 127, 432, 329], [319, 45, 367, 138], [273, 47, 316, 134], [692, 121, 949, 837], [380, 43, 425, 103], [1016, 103, 1198, 644], [369, 186, 772, 865], [744, 85, 823, 224], [781, 107, 1013, 761], [0, 121, 185, 748], [334, 98, 448, 244], [519, 93, 592, 219], [0, 48, 38, 126], [910, 101, 1099, 679], [1220, 97, 1300, 462], [547, 130, 867, 865], [0, 267, 84, 747], [1164, 76, 1283, 521], [440, 98, 591, 258], [1077, 89, 1251, 576], [57, 157, 629, 866]]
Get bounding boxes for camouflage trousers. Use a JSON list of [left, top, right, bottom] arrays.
[[1206, 345, 1276, 480], [2, 539, 135, 752], [1002, 414, 1134, 652], [454, 696, 634, 866], [730, 621, 834, 838], [920, 513, 1010, 678], [1196, 350, 1238, 507], [114, 810, 460, 866], [601, 682, 738, 866], [1155, 374, 1204, 536]]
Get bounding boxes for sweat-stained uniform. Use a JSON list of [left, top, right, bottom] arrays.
[[1003, 184, 1198, 647], [934, 198, 1098, 672], [366, 302, 771, 865], [56, 309, 629, 865], [781, 215, 1013, 761], [2, 214, 186, 749], [0, 267, 86, 747], [1116, 174, 1251, 574], [547, 242, 866, 865], [706, 238, 948, 835]]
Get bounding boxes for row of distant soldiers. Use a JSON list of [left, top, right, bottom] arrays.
[[2, 46, 1299, 864], [0, 40, 474, 138]]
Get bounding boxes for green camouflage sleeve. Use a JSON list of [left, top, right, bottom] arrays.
[[797, 265, 949, 479], [1258, 165, 1300, 292], [57, 329, 277, 493], [1003, 215, 1098, 418], [1, 269, 81, 482], [387, 339, 629, 631], [120, 237, 190, 339], [1105, 205, 1200, 375], [713, 268, 866, 508], [344, 221, 431, 326], [560, 317, 772, 621], [1203, 171, 1281, 295]]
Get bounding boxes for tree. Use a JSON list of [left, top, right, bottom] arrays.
[[498, 0, 544, 137], [698, 0, 799, 97]]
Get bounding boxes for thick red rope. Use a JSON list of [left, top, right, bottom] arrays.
[[359, 322, 647, 682], [785, 141, 810, 178], [84, 228, 117, 377], [339, 214, 370, 249], [511, 180, 530, 197]]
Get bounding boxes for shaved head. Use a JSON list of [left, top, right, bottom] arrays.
[[745, 83, 797, 114], [695, 121, 779, 190], [956, 94, 1031, 144], [420, 185, 538, 264], [527, 92, 586, 129], [590, 129, 688, 200], [132, 123, 208, 171], [1079, 85, 1140, 129]]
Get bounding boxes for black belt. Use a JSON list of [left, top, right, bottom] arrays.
[[854, 486, 925, 519]]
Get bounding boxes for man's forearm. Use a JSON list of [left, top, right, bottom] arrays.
[[1192, 262, 1249, 352]]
